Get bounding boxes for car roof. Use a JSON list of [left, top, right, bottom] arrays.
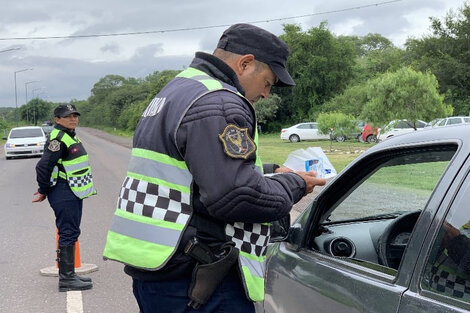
[[11, 126, 43, 130], [367, 124, 470, 154]]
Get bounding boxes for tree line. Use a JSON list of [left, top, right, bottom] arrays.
[[3, 3, 470, 134]]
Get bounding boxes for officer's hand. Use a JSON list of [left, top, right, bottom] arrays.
[[295, 171, 327, 195], [274, 166, 293, 173], [32, 191, 46, 203]]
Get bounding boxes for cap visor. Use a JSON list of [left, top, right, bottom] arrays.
[[271, 65, 295, 87]]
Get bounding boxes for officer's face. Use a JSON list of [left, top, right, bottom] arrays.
[[237, 59, 277, 104], [55, 113, 79, 131]]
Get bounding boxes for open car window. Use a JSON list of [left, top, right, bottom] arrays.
[[422, 170, 470, 303], [311, 145, 457, 275]]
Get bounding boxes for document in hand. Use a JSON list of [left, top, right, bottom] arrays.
[[283, 147, 337, 179]]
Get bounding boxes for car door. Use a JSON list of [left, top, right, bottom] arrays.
[[264, 141, 460, 313], [296, 123, 315, 140], [398, 154, 470, 313]]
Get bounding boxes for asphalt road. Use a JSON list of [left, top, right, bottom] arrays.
[[0, 127, 325, 313]]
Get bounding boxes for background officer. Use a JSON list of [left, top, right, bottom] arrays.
[[103, 23, 325, 312], [33, 103, 96, 292]]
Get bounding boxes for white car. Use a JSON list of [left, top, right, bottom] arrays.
[[433, 116, 470, 127], [280, 122, 330, 143], [3, 126, 46, 160], [378, 119, 428, 141]]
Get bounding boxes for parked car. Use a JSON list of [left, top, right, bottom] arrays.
[[281, 122, 330, 143], [433, 116, 470, 127], [41, 125, 54, 137], [264, 124, 470, 313], [3, 126, 46, 160], [378, 119, 427, 141], [360, 123, 378, 143]]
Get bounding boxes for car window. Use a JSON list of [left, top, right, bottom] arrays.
[[9, 128, 43, 138], [417, 121, 427, 128], [395, 121, 410, 128], [448, 118, 463, 125], [464, 117, 470, 123], [438, 119, 447, 127], [311, 123, 318, 129], [421, 173, 470, 303], [314, 145, 456, 275], [297, 124, 310, 129]]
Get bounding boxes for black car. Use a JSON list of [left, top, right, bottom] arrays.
[[264, 124, 470, 313]]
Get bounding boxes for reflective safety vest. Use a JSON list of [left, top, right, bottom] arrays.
[[103, 67, 268, 302], [49, 128, 96, 199], [429, 223, 470, 301]]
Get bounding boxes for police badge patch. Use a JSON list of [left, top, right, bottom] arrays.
[[218, 124, 256, 159], [48, 140, 60, 152]]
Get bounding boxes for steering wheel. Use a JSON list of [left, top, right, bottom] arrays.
[[377, 210, 421, 270]]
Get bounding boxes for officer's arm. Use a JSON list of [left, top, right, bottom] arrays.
[[176, 91, 307, 224], [35, 139, 64, 195]]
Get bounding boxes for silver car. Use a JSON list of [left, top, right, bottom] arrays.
[[3, 126, 46, 160], [264, 124, 470, 313]]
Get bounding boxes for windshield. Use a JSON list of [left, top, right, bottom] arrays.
[[9, 128, 44, 138]]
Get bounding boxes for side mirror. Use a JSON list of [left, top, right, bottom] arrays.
[[270, 215, 290, 242], [2, 137, 7, 140]]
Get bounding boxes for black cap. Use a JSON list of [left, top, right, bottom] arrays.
[[217, 23, 295, 87], [54, 104, 80, 117]]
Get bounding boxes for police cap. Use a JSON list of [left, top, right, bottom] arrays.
[[217, 23, 295, 87], [54, 104, 81, 117]]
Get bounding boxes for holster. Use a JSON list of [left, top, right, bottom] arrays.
[[187, 242, 239, 309]]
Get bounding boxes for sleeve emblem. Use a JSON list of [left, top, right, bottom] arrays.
[[48, 140, 61, 152], [218, 124, 256, 159]]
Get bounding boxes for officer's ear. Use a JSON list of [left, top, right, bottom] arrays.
[[234, 54, 255, 75]]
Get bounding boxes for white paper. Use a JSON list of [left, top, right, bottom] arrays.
[[283, 147, 337, 179]]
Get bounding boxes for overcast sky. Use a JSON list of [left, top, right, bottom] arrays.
[[0, 0, 464, 108]]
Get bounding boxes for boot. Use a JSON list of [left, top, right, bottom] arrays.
[[58, 245, 93, 292], [56, 248, 92, 283]]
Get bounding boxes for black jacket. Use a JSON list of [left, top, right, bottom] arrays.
[[35, 125, 76, 195]]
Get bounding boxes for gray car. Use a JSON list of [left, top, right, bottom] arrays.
[[263, 124, 470, 313]]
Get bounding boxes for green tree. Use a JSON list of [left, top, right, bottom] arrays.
[[361, 67, 452, 128], [405, 3, 470, 115], [19, 98, 52, 125], [317, 111, 358, 150], [275, 23, 356, 122], [253, 94, 281, 124]]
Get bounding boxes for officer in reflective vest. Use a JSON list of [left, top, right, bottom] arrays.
[[103, 23, 326, 313], [429, 221, 470, 301], [33, 103, 96, 292]]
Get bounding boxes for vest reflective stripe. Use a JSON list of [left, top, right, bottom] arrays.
[[62, 155, 90, 172], [128, 148, 191, 192], [49, 129, 96, 199], [104, 208, 179, 268]]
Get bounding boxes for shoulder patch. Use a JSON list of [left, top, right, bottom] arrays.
[[463, 221, 470, 230], [48, 140, 61, 152], [218, 124, 256, 159]]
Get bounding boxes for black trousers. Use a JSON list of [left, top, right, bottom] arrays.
[[48, 179, 83, 246]]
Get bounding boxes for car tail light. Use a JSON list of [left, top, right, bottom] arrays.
[[281, 129, 286, 133]]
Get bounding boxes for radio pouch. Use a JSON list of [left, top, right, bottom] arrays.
[[187, 243, 239, 309]]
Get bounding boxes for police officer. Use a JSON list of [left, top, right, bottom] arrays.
[[33, 103, 96, 292], [103, 24, 326, 312]]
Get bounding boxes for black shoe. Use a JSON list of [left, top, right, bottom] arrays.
[[57, 245, 93, 292]]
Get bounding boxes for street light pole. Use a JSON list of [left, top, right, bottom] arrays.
[[25, 80, 40, 123], [14, 68, 33, 126]]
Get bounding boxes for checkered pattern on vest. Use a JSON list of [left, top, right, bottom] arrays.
[[68, 172, 93, 188], [429, 255, 470, 301], [117, 177, 191, 225], [226, 222, 271, 257]]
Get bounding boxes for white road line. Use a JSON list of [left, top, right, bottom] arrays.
[[67, 291, 83, 313]]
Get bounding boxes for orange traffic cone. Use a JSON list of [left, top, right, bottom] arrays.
[[40, 230, 98, 277], [55, 229, 81, 268]]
